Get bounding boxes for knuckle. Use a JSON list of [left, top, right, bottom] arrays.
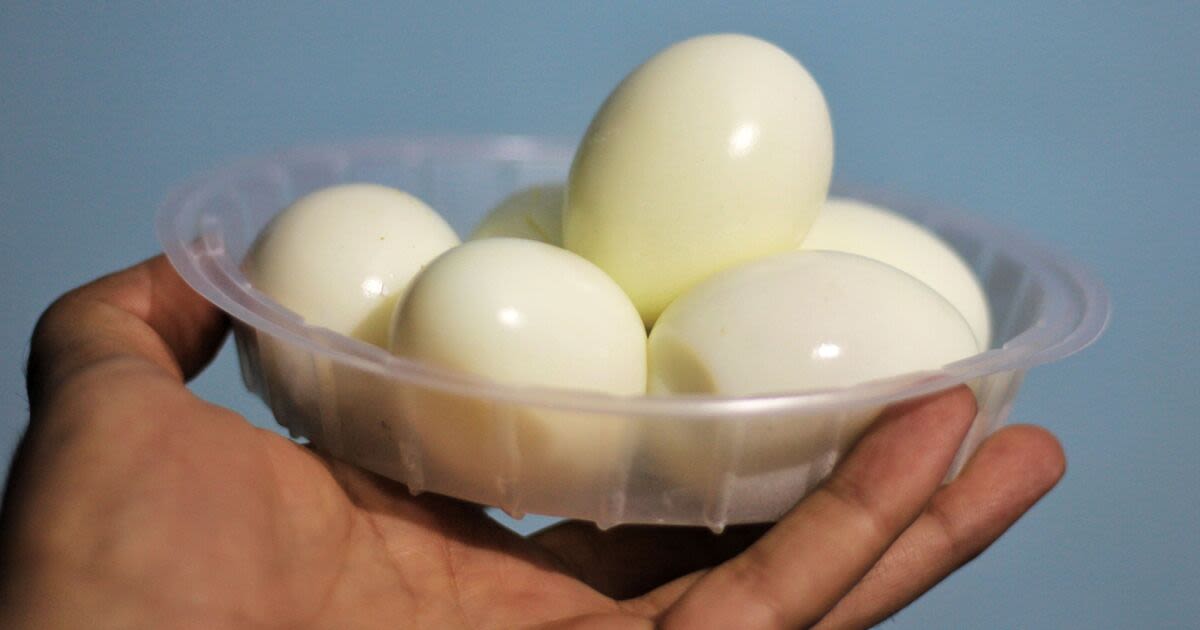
[[922, 498, 966, 561], [724, 555, 790, 629], [822, 475, 892, 547]]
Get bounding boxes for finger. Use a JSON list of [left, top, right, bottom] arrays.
[[27, 255, 227, 407], [531, 521, 770, 599], [659, 386, 977, 630], [813, 424, 1065, 629]]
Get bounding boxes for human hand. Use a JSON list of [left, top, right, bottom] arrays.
[[0, 256, 1064, 629]]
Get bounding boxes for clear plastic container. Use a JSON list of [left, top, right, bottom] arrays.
[[158, 135, 1110, 531]]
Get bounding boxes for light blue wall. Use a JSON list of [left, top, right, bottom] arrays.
[[2, 3, 1196, 627]]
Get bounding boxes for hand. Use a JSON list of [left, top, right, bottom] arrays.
[[0, 256, 1065, 629]]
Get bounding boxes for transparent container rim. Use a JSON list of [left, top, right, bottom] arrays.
[[157, 134, 1111, 418]]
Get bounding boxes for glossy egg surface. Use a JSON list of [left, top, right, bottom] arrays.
[[648, 250, 979, 396], [564, 33, 834, 325], [243, 183, 459, 347]]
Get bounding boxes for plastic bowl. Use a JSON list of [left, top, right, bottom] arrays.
[[158, 135, 1109, 531]]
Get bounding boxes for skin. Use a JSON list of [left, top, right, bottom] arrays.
[[0, 256, 1065, 629]]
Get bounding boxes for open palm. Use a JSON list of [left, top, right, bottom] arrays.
[[0, 257, 1064, 629]]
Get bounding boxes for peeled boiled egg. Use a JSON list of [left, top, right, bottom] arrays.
[[645, 250, 979, 486], [389, 238, 647, 497], [391, 237, 646, 393], [243, 183, 460, 348], [800, 197, 992, 348], [470, 183, 564, 245], [563, 33, 834, 326]]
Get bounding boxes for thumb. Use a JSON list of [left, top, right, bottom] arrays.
[[26, 254, 229, 410]]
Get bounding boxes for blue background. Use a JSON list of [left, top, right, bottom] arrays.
[[2, 3, 1197, 627]]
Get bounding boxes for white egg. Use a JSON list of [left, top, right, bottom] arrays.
[[648, 250, 979, 396], [563, 33, 834, 326], [391, 237, 646, 393], [389, 238, 647, 499], [470, 183, 564, 245], [243, 183, 460, 348], [645, 250, 980, 487], [800, 197, 992, 348]]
